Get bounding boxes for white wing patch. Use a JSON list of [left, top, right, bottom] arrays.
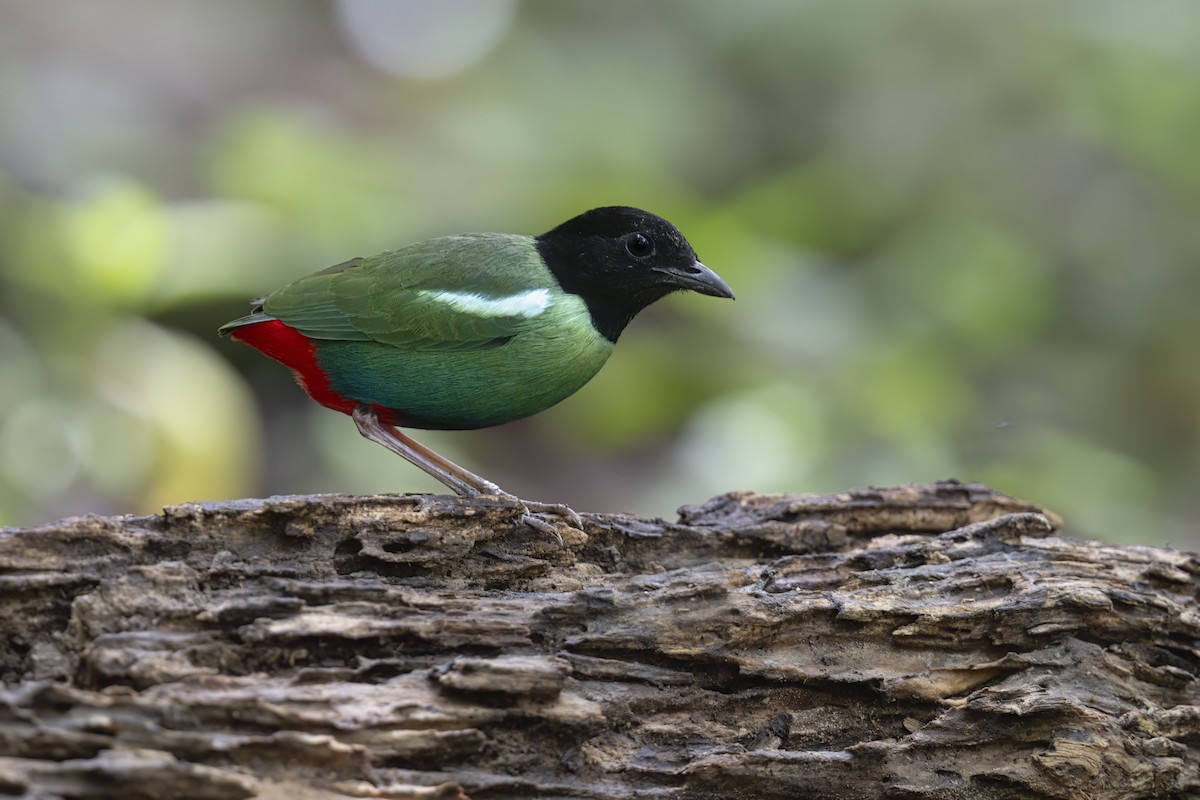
[[419, 287, 552, 318]]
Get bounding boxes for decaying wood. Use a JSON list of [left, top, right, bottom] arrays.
[[0, 480, 1196, 799]]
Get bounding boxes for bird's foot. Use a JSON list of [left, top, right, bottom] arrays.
[[520, 499, 585, 532], [486, 492, 583, 545], [517, 510, 564, 544]]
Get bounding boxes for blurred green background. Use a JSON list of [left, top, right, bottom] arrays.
[[1, 0, 1197, 547]]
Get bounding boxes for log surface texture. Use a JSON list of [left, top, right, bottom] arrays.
[[0, 481, 1196, 799]]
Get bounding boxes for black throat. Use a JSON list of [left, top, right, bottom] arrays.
[[536, 238, 666, 343], [534, 208, 693, 343]]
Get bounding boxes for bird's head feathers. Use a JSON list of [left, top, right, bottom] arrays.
[[535, 207, 733, 342]]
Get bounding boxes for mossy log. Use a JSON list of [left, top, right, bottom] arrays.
[[0, 481, 1196, 799]]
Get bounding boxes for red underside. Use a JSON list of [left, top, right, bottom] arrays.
[[231, 319, 403, 426]]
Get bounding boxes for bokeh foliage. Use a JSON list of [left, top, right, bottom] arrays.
[[1, 0, 1197, 546]]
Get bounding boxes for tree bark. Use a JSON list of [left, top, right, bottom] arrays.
[[0, 480, 1196, 799]]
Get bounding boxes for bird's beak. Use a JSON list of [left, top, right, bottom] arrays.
[[658, 260, 735, 299]]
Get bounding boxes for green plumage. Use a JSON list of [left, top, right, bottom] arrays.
[[226, 233, 615, 430], [266, 235, 550, 349]]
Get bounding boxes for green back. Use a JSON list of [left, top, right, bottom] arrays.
[[265, 234, 553, 349]]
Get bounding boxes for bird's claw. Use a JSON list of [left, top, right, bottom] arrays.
[[486, 492, 583, 545], [517, 510, 564, 545], [520, 500, 585, 532]]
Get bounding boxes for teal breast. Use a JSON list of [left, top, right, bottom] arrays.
[[313, 289, 614, 430]]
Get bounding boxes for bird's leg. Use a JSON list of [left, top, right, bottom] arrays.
[[351, 405, 582, 536], [352, 404, 501, 497]]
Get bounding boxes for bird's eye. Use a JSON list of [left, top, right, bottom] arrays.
[[624, 232, 655, 259]]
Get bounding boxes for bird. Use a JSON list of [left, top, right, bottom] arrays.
[[219, 206, 734, 533]]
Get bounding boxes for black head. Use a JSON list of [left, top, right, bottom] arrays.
[[535, 206, 734, 342]]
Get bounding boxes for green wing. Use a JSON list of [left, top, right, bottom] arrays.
[[262, 233, 555, 351]]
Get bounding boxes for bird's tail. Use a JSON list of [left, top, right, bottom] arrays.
[[217, 306, 275, 337]]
